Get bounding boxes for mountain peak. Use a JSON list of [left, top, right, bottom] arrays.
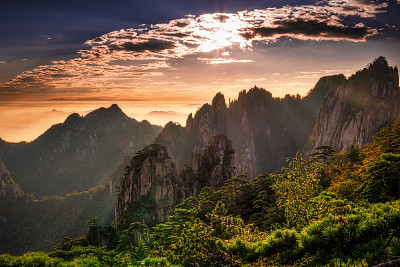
[[84, 104, 129, 122], [109, 103, 122, 112], [212, 92, 226, 109], [0, 156, 24, 199], [64, 113, 82, 124], [350, 56, 399, 85], [372, 56, 389, 67]]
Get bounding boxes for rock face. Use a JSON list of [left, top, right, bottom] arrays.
[[181, 134, 237, 197], [116, 144, 182, 225], [0, 104, 162, 196], [116, 134, 237, 226], [198, 134, 236, 188], [307, 57, 400, 153], [156, 75, 346, 176], [0, 157, 24, 201]]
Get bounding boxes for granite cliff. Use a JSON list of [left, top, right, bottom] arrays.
[[307, 57, 400, 153], [116, 134, 237, 226], [0, 157, 26, 203], [156, 76, 346, 176], [157, 57, 399, 175]]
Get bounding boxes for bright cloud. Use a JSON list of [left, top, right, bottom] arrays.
[[0, 0, 391, 101]]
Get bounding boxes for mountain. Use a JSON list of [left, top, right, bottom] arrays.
[[116, 134, 237, 227], [156, 75, 346, 176], [0, 157, 24, 202], [156, 57, 399, 176], [0, 104, 162, 197], [0, 154, 119, 255], [307, 56, 400, 153]]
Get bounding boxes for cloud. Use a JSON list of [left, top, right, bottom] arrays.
[[146, 110, 185, 116], [198, 57, 253, 64], [293, 69, 351, 79], [327, 0, 388, 18], [241, 18, 377, 41], [108, 39, 176, 53], [236, 78, 266, 83], [0, 0, 389, 101]]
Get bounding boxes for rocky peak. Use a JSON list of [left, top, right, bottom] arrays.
[[306, 57, 400, 153], [186, 113, 194, 131], [116, 134, 236, 226], [350, 56, 398, 84], [212, 92, 226, 110], [198, 134, 236, 188], [303, 75, 347, 109], [0, 157, 23, 200], [115, 144, 182, 226], [84, 104, 130, 125], [64, 113, 82, 125]]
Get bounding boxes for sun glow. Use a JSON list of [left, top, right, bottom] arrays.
[[195, 13, 248, 52]]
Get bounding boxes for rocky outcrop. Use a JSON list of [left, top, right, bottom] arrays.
[[196, 134, 236, 188], [116, 144, 183, 225], [156, 75, 345, 176], [307, 57, 400, 153], [0, 104, 162, 196], [0, 157, 23, 201], [116, 134, 237, 226], [181, 134, 237, 197]]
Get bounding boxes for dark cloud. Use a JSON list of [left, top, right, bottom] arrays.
[[93, 37, 104, 42], [215, 14, 230, 23], [161, 32, 190, 38], [49, 73, 77, 78], [342, 6, 360, 11], [108, 39, 175, 53], [241, 19, 377, 41], [174, 21, 190, 28]]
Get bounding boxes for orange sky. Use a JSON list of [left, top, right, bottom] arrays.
[[1, 1, 399, 142]]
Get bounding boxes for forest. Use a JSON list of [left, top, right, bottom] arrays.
[[1, 116, 400, 266]]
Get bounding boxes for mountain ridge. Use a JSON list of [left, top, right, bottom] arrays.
[[155, 74, 347, 176], [0, 104, 162, 197]]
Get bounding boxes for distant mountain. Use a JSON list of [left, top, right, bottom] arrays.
[[156, 75, 346, 176], [306, 56, 400, 153], [0, 104, 162, 197]]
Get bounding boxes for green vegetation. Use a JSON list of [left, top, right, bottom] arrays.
[[0, 185, 115, 255], [3, 117, 400, 266]]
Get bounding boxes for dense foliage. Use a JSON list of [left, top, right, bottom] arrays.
[[2, 117, 400, 266]]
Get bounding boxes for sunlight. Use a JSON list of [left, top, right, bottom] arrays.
[[195, 13, 248, 52]]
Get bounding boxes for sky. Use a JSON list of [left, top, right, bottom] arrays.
[[0, 0, 399, 142]]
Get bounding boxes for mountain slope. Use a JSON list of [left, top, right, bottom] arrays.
[[0, 155, 121, 255], [156, 57, 399, 176], [0, 104, 162, 196], [307, 56, 400, 153], [156, 75, 346, 176]]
